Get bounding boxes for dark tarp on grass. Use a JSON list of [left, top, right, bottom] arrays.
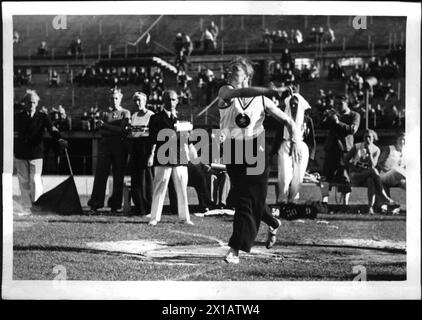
[[33, 176, 83, 215]]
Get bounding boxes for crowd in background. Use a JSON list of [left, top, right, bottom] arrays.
[[262, 26, 335, 48]]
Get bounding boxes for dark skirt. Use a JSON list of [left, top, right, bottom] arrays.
[[130, 138, 153, 215]]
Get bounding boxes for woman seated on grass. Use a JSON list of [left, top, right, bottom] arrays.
[[344, 129, 399, 214]]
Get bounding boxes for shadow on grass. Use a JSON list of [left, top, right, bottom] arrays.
[[254, 241, 406, 254]]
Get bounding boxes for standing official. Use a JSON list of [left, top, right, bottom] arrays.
[[147, 90, 193, 226], [129, 91, 155, 215], [218, 56, 301, 263], [272, 93, 311, 204], [14, 90, 67, 215], [88, 88, 131, 214]]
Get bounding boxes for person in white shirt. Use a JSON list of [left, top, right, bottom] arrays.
[[275, 93, 311, 204], [218, 56, 301, 263]]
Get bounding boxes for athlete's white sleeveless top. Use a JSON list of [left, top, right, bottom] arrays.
[[219, 93, 272, 140], [131, 110, 154, 138]]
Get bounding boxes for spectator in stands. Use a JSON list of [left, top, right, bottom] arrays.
[[87, 88, 131, 215], [39, 106, 48, 114], [262, 28, 272, 46], [119, 67, 129, 86], [309, 27, 317, 42], [321, 95, 360, 207], [89, 106, 100, 129], [328, 61, 344, 80], [285, 69, 295, 86], [326, 27, 335, 43], [175, 50, 188, 73], [317, 26, 324, 43], [310, 64, 320, 79], [174, 33, 184, 55], [14, 90, 67, 214], [345, 129, 399, 214], [67, 37, 83, 56], [37, 41, 48, 56], [209, 21, 219, 44], [271, 62, 283, 83], [182, 33, 194, 56], [81, 112, 91, 131], [13, 31, 20, 44], [22, 68, 32, 86], [49, 69, 60, 87], [383, 104, 400, 128], [295, 29, 303, 44], [280, 48, 293, 69], [201, 28, 216, 51], [14, 69, 23, 87], [377, 132, 406, 193], [129, 91, 155, 216]]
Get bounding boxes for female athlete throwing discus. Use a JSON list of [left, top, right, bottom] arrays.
[[218, 56, 301, 264]]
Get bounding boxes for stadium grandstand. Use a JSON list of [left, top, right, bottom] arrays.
[[13, 15, 406, 175]]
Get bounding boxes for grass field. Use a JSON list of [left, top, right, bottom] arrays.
[[13, 190, 406, 281]]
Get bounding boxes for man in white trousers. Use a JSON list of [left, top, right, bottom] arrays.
[[14, 90, 67, 215], [274, 93, 311, 204], [147, 90, 193, 226]]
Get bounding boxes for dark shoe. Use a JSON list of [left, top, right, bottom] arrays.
[[87, 208, 99, 216], [110, 208, 124, 216], [266, 219, 281, 249]]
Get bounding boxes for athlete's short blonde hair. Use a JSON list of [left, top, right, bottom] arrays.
[[227, 56, 254, 80]]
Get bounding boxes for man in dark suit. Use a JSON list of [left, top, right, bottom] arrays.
[[321, 95, 361, 206], [14, 90, 67, 215], [147, 90, 193, 225]]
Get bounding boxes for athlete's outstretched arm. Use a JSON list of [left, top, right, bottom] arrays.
[[218, 85, 289, 102]]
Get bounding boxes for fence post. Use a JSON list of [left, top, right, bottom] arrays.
[[80, 23, 83, 36], [388, 32, 392, 51], [368, 34, 371, 50], [326, 16, 330, 27], [200, 17, 204, 32], [241, 16, 244, 30], [397, 81, 401, 101], [108, 44, 112, 59], [139, 18, 143, 34], [45, 21, 48, 37], [262, 15, 266, 29], [98, 43, 101, 59], [221, 39, 224, 55], [371, 42, 375, 56], [304, 16, 308, 29], [52, 48, 55, 60], [119, 21, 122, 34], [342, 37, 346, 54], [125, 42, 128, 58], [99, 21, 102, 35], [26, 24, 29, 37], [220, 16, 224, 31]]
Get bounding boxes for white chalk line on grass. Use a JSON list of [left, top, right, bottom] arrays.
[[170, 229, 227, 247]]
